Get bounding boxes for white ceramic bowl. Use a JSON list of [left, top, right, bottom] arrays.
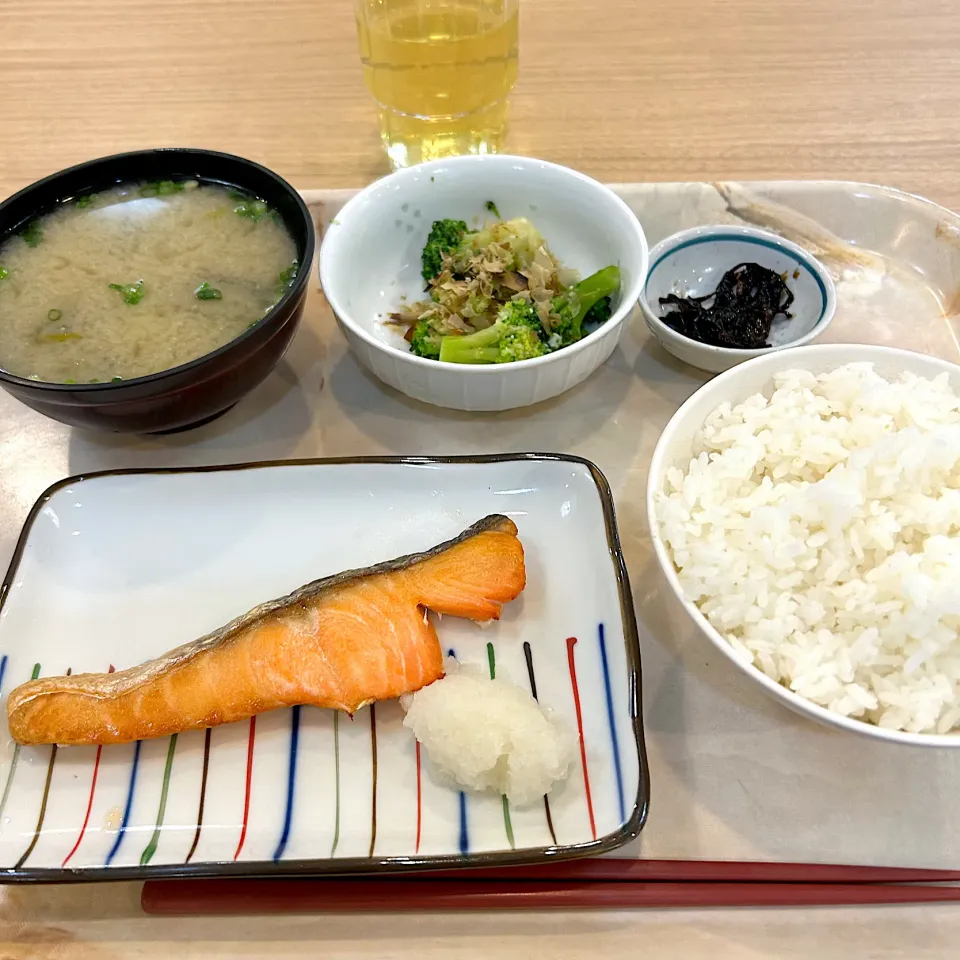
[[647, 342, 960, 747], [319, 155, 648, 411], [639, 225, 836, 374]]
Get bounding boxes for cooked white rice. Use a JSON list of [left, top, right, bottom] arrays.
[[655, 361, 960, 735], [401, 659, 574, 805]]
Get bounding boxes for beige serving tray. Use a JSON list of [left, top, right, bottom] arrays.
[[0, 180, 958, 870]]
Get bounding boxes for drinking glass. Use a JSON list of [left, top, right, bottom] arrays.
[[356, 0, 519, 169]]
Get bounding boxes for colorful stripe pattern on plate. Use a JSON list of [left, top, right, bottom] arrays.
[[141, 734, 179, 866], [233, 716, 258, 861], [0, 622, 635, 872], [0, 662, 39, 824], [567, 637, 597, 841], [523, 642, 558, 847], [105, 740, 142, 866], [14, 667, 69, 869], [62, 664, 114, 868], [368, 704, 378, 858], [273, 707, 301, 862], [185, 728, 212, 864], [330, 711, 342, 858], [486, 642, 515, 850]]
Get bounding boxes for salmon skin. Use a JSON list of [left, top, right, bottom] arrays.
[[7, 515, 525, 747]]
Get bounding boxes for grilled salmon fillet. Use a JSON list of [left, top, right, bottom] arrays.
[[7, 515, 525, 746]]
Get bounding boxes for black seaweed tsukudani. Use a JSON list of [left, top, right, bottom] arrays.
[[659, 262, 795, 349]]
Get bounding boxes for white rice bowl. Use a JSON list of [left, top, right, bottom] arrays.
[[402, 658, 575, 806], [649, 346, 960, 740]]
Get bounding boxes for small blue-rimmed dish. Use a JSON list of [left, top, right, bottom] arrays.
[[638, 225, 836, 374]]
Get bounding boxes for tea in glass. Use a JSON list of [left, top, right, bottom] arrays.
[[356, 0, 519, 169]]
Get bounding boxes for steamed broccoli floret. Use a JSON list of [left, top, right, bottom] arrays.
[[409, 319, 443, 360], [423, 217, 544, 288], [422, 219, 468, 282], [438, 300, 548, 364], [550, 265, 620, 347]]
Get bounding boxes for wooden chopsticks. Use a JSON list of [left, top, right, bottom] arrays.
[[141, 878, 960, 914], [418, 858, 960, 884], [140, 859, 960, 914]]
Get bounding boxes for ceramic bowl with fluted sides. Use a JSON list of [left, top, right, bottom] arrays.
[[319, 155, 648, 412]]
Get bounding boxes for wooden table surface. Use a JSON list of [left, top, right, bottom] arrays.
[[3, 0, 960, 211], [3, 0, 960, 957]]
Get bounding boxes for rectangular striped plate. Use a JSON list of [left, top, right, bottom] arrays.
[[0, 454, 647, 881]]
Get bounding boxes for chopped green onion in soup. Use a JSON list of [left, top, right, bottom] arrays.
[[194, 282, 222, 301], [19, 222, 43, 248], [108, 280, 145, 305]]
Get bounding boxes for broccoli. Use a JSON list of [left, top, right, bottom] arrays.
[[438, 300, 548, 364], [410, 319, 443, 360], [550, 265, 620, 346], [423, 217, 545, 286], [422, 219, 468, 283]]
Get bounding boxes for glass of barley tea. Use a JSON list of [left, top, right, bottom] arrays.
[[356, 0, 519, 169]]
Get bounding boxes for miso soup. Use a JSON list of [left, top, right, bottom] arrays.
[[0, 180, 299, 384]]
